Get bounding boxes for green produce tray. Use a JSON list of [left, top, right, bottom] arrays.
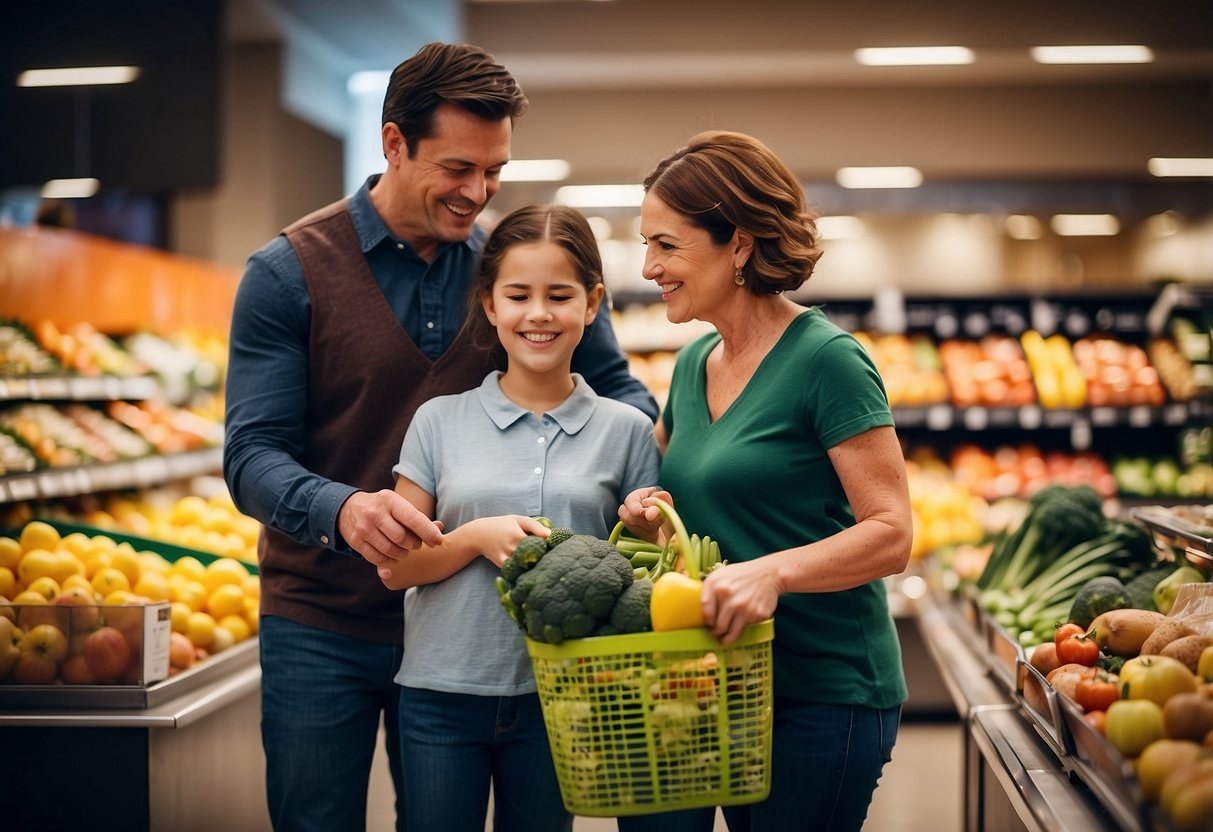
[[18, 518, 258, 575]]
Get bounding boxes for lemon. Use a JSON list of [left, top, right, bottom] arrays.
[[0, 566, 15, 598], [202, 558, 249, 593], [91, 566, 131, 596], [206, 583, 245, 619], [17, 549, 58, 586], [176, 580, 209, 613], [170, 601, 192, 634], [25, 576, 60, 601], [133, 572, 170, 602], [187, 611, 216, 648], [109, 549, 142, 587], [0, 537, 21, 570], [18, 521, 60, 554], [59, 532, 93, 559], [171, 556, 207, 582], [218, 614, 251, 642]]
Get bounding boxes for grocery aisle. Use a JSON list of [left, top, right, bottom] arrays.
[[365, 718, 964, 831]]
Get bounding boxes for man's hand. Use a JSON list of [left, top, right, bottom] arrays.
[[337, 489, 443, 567]]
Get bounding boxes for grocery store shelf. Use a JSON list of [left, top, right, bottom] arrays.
[[0, 373, 161, 403], [892, 401, 1197, 433], [0, 445, 223, 503]]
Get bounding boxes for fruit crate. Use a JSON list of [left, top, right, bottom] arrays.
[[1, 519, 260, 709], [982, 613, 1026, 695]]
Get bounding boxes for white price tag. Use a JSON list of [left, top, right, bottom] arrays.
[[1128, 406, 1151, 428], [1090, 407, 1116, 427], [963, 407, 989, 431], [6, 476, 39, 502], [926, 405, 953, 431], [1163, 404, 1186, 426], [1018, 405, 1042, 430]]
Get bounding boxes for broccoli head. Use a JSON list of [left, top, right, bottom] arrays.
[[510, 534, 635, 643], [609, 578, 653, 635], [546, 527, 575, 549], [500, 534, 548, 586]]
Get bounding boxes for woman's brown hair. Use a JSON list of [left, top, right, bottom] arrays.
[[643, 130, 823, 294]]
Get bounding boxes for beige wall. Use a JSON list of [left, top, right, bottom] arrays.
[[170, 43, 343, 270]]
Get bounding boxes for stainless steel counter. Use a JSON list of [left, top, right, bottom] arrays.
[[1, 643, 267, 832]]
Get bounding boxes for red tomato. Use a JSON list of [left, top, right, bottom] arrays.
[[1054, 622, 1085, 648], [1057, 633, 1100, 666], [1075, 668, 1120, 713], [1083, 710, 1107, 736]]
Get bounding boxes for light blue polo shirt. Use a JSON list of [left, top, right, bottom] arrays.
[[391, 371, 661, 695]]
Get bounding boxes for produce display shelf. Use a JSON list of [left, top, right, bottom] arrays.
[[0, 637, 257, 710], [0, 373, 160, 403], [0, 446, 223, 505], [1132, 506, 1213, 563]]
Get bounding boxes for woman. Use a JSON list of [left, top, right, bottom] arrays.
[[618, 131, 912, 832]]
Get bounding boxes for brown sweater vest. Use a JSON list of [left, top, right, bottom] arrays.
[[257, 198, 501, 644]]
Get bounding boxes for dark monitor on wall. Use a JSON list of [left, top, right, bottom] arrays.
[[0, 0, 222, 192]]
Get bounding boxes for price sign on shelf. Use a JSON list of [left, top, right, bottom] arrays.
[[1127, 406, 1152, 428], [926, 405, 953, 431], [963, 407, 989, 431], [5, 476, 39, 502]]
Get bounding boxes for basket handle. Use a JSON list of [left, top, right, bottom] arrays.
[[652, 498, 701, 581]]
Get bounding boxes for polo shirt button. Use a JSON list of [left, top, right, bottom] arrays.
[[320, 535, 330, 545], [537, 436, 545, 444], [396, 242, 404, 251], [426, 321, 434, 329], [534, 467, 543, 475]]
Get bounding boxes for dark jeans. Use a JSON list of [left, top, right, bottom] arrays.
[[617, 700, 901, 832], [259, 615, 405, 832], [397, 685, 572, 832]]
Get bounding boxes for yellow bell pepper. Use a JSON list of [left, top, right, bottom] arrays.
[[650, 572, 705, 631]]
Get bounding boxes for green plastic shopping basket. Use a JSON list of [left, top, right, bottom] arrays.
[[525, 618, 774, 817]]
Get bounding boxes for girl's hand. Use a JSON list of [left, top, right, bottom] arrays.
[[617, 487, 673, 543], [700, 558, 783, 645], [466, 515, 550, 568]]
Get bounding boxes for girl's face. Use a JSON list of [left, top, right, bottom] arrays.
[[482, 241, 604, 378], [639, 194, 738, 325]]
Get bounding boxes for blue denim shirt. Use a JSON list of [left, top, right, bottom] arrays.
[[223, 176, 658, 554]]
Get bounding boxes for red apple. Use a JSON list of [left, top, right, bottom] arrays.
[[83, 626, 131, 682], [13, 650, 58, 684], [55, 587, 102, 631], [59, 653, 99, 685]]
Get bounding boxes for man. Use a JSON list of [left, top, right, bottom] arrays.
[[223, 42, 657, 831]]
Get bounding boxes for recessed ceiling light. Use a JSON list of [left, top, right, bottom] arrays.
[[41, 178, 100, 199], [1148, 157, 1213, 177], [1050, 214, 1120, 236], [835, 167, 923, 189], [554, 184, 644, 208], [854, 46, 974, 66], [500, 159, 571, 182], [1029, 45, 1153, 64], [18, 66, 141, 87]]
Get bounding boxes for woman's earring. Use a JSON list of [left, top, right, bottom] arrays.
[[734, 267, 745, 286]]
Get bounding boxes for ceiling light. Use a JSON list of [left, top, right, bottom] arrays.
[[554, 184, 644, 208], [500, 159, 571, 182], [815, 215, 865, 240], [854, 46, 974, 66], [1004, 215, 1043, 240], [1029, 45, 1153, 64], [1050, 214, 1120, 236], [18, 66, 141, 87], [835, 167, 923, 189], [41, 178, 100, 199], [1148, 157, 1213, 177]]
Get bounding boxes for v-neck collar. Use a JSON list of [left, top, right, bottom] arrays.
[[697, 309, 813, 427]]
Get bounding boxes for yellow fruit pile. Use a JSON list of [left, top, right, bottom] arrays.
[[87, 491, 261, 566], [906, 451, 988, 559], [0, 520, 258, 660]]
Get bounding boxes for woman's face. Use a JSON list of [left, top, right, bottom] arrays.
[[481, 241, 604, 379], [639, 194, 736, 324]]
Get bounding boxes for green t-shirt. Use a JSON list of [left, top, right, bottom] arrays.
[[660, 307, 907, 707]]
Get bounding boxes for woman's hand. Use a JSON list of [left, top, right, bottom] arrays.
[[617, 487, 673, 543], [701, 558, 784, 645], [465, 515, 550, 568]]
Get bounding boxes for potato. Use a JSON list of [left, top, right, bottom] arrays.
[[1029, 642, 1061, 678], [1142, 619, 1200, 656], [1092, 608, 1169, 657], [1163, 636, 1213, 674], [1046, 662, 1092, 701]]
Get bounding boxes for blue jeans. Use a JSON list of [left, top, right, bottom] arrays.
[[259, 615, 405, 832], [398, 685, 572, 832], [617, 700, 900, 832]]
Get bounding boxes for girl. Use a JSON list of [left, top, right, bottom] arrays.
[[378, 204, 661, 832]]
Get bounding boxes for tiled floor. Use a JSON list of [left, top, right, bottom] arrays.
[[367, 718, 965, 831]]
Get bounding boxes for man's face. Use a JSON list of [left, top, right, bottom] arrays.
[[392, 103, 512, 255]]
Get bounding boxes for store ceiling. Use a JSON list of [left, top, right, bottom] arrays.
[[230, 0, 1213, 190]]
